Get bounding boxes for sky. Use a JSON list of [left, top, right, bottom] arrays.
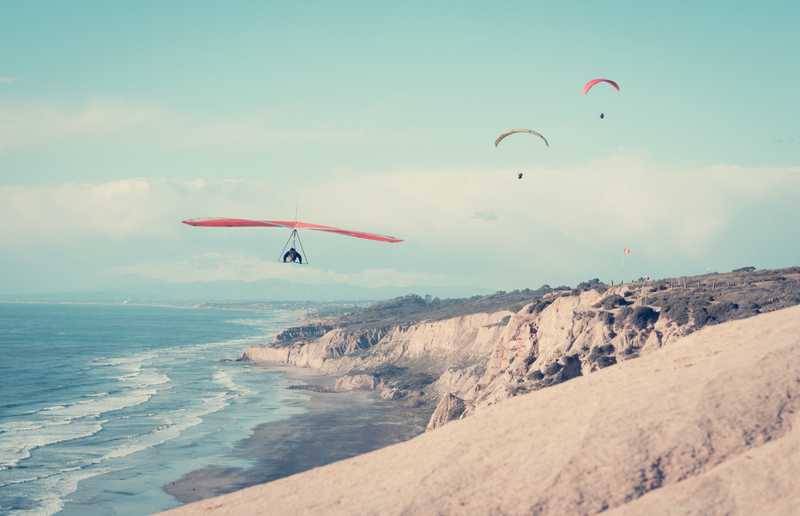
[[1, 1, 798, 300]]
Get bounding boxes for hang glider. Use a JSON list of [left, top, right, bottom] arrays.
[[182, 218, 403, 243]]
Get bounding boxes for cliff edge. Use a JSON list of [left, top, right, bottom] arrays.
[[243, 267, 800, 430]]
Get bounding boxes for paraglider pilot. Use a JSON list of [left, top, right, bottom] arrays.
[[283, 247, 303, 264]]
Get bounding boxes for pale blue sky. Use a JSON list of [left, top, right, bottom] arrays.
[[1, 2, 798, 299]]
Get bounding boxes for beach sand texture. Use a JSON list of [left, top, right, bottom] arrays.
[[163, 305, 800, 516]]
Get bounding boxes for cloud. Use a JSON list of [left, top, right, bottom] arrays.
[[119, 252, 451, 289], [0, 101, 162, 151], [472, 210, 498, 222], [2, 158, 798, 287], [0, 76, 15, 84], [0, 100, 369, 152], [0, 179, 169, 245]]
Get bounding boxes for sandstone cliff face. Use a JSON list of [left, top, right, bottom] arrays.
[[243, 326, 393, 371], [334, 373, 380, 392], [465, 287, 692, 414], [243, 310, 513, 398], [274, 323, 333, 344], [243, 290, 699, 430], [243, 268, 800, 431], [425, 393, 466, 431]]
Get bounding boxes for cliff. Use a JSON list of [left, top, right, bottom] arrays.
[[243, 310, 512, 403], [242, 267, 800, 430], [165, 304, 800, 516]]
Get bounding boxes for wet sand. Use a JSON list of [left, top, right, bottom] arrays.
[[164, 366, 433, 504]]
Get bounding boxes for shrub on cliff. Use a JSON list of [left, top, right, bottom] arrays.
[[662, 300, 690, 325], [576, 278, 609, 294], [693, 307, 709, 326], [706, 301, 740, 324], [630, 306, 660, 329], [598, 311, 615, 325], [595, 294, 632, 310], [588, 344, 617, 370], [528, 298, 553, 315]]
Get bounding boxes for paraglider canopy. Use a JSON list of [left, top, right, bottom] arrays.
[[582, 78, 620, 95], [494, 128, 549, 148]]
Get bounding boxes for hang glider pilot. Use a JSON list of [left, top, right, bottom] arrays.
[[283, 247, 303, 264]]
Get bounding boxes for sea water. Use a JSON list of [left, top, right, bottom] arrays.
[[0, 302, 306, 515]]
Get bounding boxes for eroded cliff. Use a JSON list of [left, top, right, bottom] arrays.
[[242, 267, 800, 430]]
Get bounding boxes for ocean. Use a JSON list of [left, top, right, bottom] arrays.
[[0, 302, 307, 515]]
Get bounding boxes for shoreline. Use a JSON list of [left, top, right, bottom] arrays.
[[163, 363, 433, 505]]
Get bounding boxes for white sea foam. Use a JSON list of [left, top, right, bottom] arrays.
[[212, 369, 254, 397], [41, 389, 156, 419], [121, 369, 170, 388], [102, 392, 230, 461], [0, 419, 105, 470], [5, 466, 112, 516], [162, 335, 265, 357], [0, 390, 230, 507], [226, 318, 276, 328], [94, 350, 172, 390], [1, 357, 166, 471]]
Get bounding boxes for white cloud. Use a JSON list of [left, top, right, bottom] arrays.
[[1, 158, 798, 285], [0, 100, 369, 152], [119, 252, 451, 288], [472, 210, 498, 221], [0, 179, 169, 245], [0, 101, 161, 151]]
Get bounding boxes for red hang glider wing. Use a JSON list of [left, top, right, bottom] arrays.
[[582, 78, 620, 95], [182, 218, 284, 228], [297, 222, 403, 243], [182, 218, 403, 243]]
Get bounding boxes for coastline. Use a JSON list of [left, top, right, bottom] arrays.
[[162, 305, 800, 516], [160, 267, 800, 513], [0, 302, 315, 516], [164, 364, 433, 504]]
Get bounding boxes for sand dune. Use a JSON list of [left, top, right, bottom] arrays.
[[164, 305, 800, 516]]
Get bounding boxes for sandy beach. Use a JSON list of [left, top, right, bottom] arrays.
[[163, 366, 431, 504]]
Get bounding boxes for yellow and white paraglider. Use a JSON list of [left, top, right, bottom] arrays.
[[494, 128, 549, 148], [494, 128, 549, 181]]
